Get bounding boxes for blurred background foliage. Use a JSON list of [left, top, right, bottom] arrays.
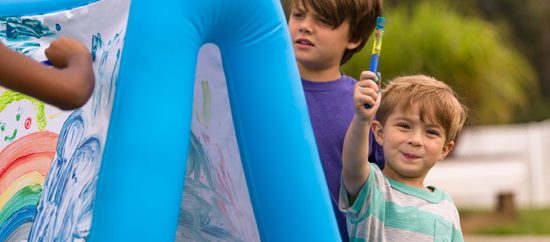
[[280, 0, 550, 125]]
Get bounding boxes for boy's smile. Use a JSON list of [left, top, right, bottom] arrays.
[[295, 37, 314, 49], [372, 104, 454, 189], [288, 2, 361, 79]]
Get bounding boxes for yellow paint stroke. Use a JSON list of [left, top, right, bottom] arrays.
[[0, 171, 44, 211], [49, 113, 61, 119]]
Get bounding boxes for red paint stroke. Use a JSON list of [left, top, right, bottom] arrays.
[[0, 132, 58, 196], [214, 143, 237, 205], [216, 199, 230, 223], [24, 117, 31, 130]]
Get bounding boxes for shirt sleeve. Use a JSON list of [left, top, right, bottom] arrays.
[[339, 165, 376, 216]]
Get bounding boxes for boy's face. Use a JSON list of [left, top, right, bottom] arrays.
[[372, 104, 454, 182], [288, 1, 361, 71]]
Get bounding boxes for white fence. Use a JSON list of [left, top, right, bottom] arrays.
[[425, 119, 550, 209]]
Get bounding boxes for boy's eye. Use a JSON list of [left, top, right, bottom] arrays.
[[397, 123, 410, 129], [426, 130, 440, 136], [318, 18, 331, 25]]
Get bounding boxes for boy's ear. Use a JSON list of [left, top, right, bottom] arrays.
[[438, 141, 455, 161], [371, 120, 384, 145], [346, 38, 362, 50]]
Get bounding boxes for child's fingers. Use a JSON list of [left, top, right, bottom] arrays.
[[357, 93, 376, 107], [354, 81, 379, 108], [359, 71, 379, 83], [356, 79, 379, 94], [45, 37, 89, 69]]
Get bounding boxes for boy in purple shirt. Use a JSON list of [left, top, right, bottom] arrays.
[[287, 0, 384, 240]]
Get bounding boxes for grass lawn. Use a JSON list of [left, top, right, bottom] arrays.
[[468, 208, 550, 235]]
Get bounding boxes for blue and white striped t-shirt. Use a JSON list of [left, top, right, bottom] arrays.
[[340, 163, 464, 242]]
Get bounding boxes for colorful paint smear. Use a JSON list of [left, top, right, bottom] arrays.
[[0, 1, 129, 241], [90, 32, 122, 127], [0, 90, 46, 131], [177, 132, 247, 242], [0, 16, 56, 40], [177, 44, 259, 242], [0, 131, 58, 241], [4, 42, 40, 57], [29, 110, 102, 242]]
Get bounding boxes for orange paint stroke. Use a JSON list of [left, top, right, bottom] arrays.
[[0, 132, 58, 202], [0, 132, 58, 169], [0, 152, 54, 196]]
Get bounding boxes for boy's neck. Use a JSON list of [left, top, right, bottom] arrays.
[[382, 168, 433, 192], [298, 62, 342, 82]]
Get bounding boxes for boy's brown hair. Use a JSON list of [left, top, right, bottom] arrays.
[[291, 0, 383, 65], [376, 75, 467, 144]]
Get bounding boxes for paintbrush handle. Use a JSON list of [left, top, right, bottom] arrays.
[[365, 17, 385, 109]]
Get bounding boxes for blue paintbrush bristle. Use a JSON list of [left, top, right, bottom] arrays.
[[376, 17, 386, 29]]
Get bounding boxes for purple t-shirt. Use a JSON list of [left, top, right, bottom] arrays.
[[302, 74, 385, 242]]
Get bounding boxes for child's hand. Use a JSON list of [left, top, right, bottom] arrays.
[[354, 71, 380, 122], [45, 37, 90, 69]]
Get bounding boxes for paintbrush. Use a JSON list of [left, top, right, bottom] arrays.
[[365, 16, 385, 109]]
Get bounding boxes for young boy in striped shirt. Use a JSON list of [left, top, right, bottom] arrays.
[[340, 75, 466, 241]]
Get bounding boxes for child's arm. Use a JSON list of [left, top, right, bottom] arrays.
[[0, 37, 95, 110], [342, 71, 380, 201]]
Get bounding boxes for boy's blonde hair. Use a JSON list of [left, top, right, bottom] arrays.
[[291, 0, 383, 65], [376, 75, 467, 144]]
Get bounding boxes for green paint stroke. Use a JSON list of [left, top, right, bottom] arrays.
[[0, 122, 4, 131], [0, 184, 42, 226], [4, 129, 17, 142], [0, 90, 46, 130], [16, 113, 20, 121], [192, 80, 212, 129]]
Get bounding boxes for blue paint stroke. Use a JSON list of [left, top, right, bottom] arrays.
[[29, 110, 102, 242], [176, 132, 251, 242], [0, 16, 56, 40], [104, 49, 121, 108], [0, 206, 37, 242], [4, 221, 32, 242], [89, 32, 121, 127], [5, 42, 40, 57], [55, 24, 61, 31]]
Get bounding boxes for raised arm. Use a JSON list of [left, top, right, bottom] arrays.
[[0, 37, 94, 110], [342, 71, 380, 200]]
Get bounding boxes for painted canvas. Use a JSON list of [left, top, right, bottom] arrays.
[[0, 0, 130, 241], [176, 44, 260, 242]]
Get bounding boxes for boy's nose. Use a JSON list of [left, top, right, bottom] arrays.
[[407, 131, 423, 147], [299, 18, 313, 34], [299, 25, 312, 34]]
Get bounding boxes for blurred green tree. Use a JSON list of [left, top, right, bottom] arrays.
[[281, 0, 291, 21], [341, 1, 541, 125]]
